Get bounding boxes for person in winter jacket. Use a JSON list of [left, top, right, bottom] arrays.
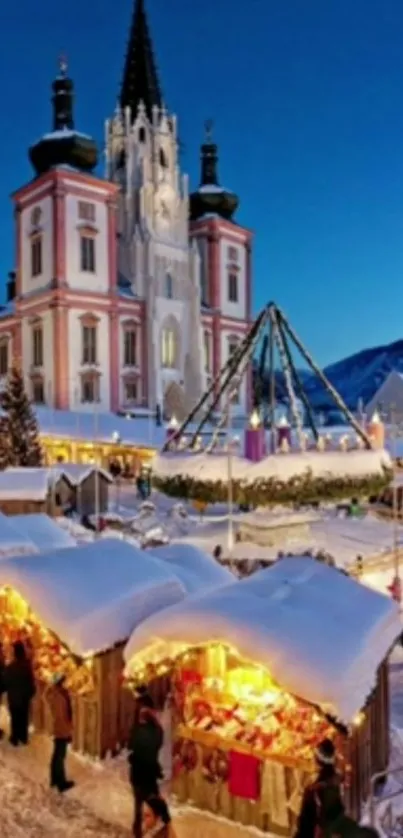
[[128, 698, 164, 838], [294, 738, 344, 838], [46, 673, 74, 792], [142, 796, 176, 838], [5, 640, 35, 746]]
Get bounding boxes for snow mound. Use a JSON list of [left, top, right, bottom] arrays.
[[11, 513, 76, 552], [125, 556, 400, 723], [149, 542, 234, 594], [0, 512, 38, 558], [0, 538, 186, 657], [154, 448, 391, 482]]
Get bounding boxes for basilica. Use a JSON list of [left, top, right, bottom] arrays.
[[0, 0, 252, 420]]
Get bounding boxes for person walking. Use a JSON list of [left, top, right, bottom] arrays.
[[46, 673, 75, 793], [128, 696, 164, 838], [5, 640, 36, 746]]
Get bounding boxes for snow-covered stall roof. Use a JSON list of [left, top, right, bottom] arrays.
[[149, 542, 234, 594], [154, 449, 391, 483], [0, 468, 58, 501], [10, 514, 76, 552], [124, 556, 401, 724], [52, 464, 113, 485], [0, 512, 38, 558], [0, 538, 187, 657]]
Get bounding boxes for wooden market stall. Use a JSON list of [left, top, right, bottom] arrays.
[[0, 468, 71, 516], [0, 538, 187, 757], [51, 464, 113, 515], [124, 556, 401, 835]]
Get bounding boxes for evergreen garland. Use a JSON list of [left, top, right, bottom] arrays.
[[154, 467, 392, 507], [1, 364, 43, 468]]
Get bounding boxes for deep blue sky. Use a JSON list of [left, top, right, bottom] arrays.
[[1, 0, 403, 366]]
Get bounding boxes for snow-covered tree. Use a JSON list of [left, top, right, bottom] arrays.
[[1, 364, 43, 467]]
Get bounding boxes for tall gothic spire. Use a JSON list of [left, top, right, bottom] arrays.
[[120, 0, 163, 121]]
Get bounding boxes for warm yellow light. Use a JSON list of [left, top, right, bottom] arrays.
[[370, 411, 381, 425], [353, 711, 365, 727], [169, 415, 179, 430], [249, 409, 260, 430]]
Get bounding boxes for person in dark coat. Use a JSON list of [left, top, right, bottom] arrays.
[[5, 640, 36, 746], [128, 696, 164, 838], [294, 738, 344, 838]]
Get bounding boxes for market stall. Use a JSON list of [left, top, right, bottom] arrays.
[[0, 538, 187, 757], [124, 557, 401, 834]]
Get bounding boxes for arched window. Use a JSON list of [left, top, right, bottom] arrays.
[[159, 148, 167, 168], [227, 334, 240, 359], [165, 273, 173, 299], [161, 317, 180, 369], [138, 126, 146, 143]]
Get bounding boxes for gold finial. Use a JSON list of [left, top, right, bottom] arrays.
[[204, 119, 214, 142], [59, 54, 68, 75]]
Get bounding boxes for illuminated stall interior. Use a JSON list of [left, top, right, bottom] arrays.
[[41, 435, 155, 472], [124, 558, 401, 832]]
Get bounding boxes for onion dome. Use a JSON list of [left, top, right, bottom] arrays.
[[29, 57, 98, 177], [190, 121, 239, 222]]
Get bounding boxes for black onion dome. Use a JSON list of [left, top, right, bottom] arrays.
[[190, 121, 239, 222], [29, 58, 98, 177]]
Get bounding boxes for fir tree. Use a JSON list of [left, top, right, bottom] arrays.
[[2, 364, 43, 467]]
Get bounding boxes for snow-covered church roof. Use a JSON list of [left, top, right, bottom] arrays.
[[124, 556, 401, 724], [0, 539, 187, 657]]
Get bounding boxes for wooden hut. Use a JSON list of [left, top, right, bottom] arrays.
[[124, 557, 401, 835], [0, 538, 187, 757], [0, 468, 71, 516], [52, 464, 113, 515]]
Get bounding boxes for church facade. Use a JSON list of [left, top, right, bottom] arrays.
[[0, 0, 252, 419]]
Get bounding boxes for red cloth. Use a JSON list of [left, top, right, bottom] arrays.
[[228, 751, 261, 800]]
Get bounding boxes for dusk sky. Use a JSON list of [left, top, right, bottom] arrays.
[[1, 0, 403, 366]]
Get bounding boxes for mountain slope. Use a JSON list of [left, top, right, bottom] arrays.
[[305, 338, 403, 409]]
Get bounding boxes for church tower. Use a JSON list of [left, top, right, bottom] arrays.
[[105, 0, 205, 416], [189, 125, 253, 414], [11, 59, 119, 413]]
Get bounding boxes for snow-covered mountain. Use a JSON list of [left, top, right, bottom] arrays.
[[254, 338, 403, 412], [304, 338, 403, 409]]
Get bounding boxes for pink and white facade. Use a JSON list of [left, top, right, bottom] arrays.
[[0, 11, 252, 419]]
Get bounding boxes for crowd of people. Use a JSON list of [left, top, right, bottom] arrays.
[[0, 640, 382, 837], [0, 640, 174, 836]]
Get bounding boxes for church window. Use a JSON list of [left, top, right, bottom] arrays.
[[82, 324, 97, 365], [227, 335, 239, 360], [80, 372, 100, 403], [31, 236, 42, 278], [138, 126, 146, 143], [123, 328, 137, 367], [203, 330, 211, 372], [227, 245, 238, 262], [230, 385, 240, 404], [159, 148, 168, 168], [32, 326, 43, 367], [0, 339, 8, 376], [78, 201, 96, 223], [161, 328, 177, 369], [80, 234, 96, 273], [31, 207, 42, 228], [32, 377, 45, 405], [165, 273, 173, 299], [228, 271, 238, 303], [124, 378, 138, 404]]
